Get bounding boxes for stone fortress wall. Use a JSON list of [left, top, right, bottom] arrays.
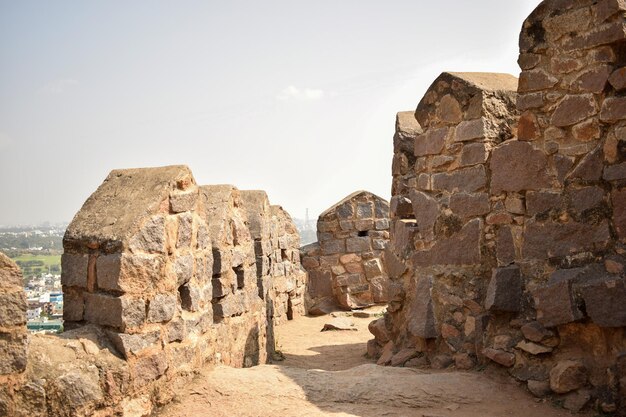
[[301, 191, 390, 311], [0, 166, 307, 417], [369, 0, 626, 413]]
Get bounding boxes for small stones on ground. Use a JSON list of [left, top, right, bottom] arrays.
[[321, 317, 357, 332]]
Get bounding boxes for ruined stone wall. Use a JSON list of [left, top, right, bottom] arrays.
[[239, 190, 306, 357], [2, 166, 306, 416], [0, 253, 28, 416], [302, 191, 390, 311], [371, 0, 626, 413]]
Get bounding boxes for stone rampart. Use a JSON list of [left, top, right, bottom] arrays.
[[370, 1, 626, 413], [2, 166, 306, 416]]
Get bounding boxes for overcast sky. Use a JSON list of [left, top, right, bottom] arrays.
[[0, 0, 542, 227]]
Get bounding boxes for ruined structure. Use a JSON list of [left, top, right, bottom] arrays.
[[1, 166, 307, 416], [370, 0, 626, 413], [302, 191, 390, 310]]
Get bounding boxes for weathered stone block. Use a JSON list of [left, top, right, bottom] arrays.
[[176, 213, 193, 248], [568, 186, 605, 214], [356, 202, 373, 218], [147, 293, 177, 323], [522, 219, 610, 259], [406, 275, 438, 339], [307, 269, 333, 299], [414, 127, 447, 156], [412, 219, 482, 266], [213, 292, 248, 318], [600, 97, 626, 122], [133, 352, 168, 386], [390, 195, 413, 219], [455, 118, 486, 142], [0, 291, 26, 327], [532, 280, 583, 327], [490, 141, 551, 193], [485, 266, 522, 312], [374, 219, 389, 230], [460, 143, 489, 166], [61, 253, 89, 287], [609, 67, 626, 90], [363, 259, 383, 279], [496, 226, 516, 266], [409, 190, 438, 240], [613, 188, 626, 241], [336, 202, 354, 219], [97, 253, 164, 293], [129, 215, 167, 254], [482, 348, 515, 367], [346, 237, 371, 252], [354, 219, 374, 231], [0, 332, 28, 375], [431, 165, 487, 193], [108, 330, 161, 359], [580, 278, 626, 327], [550, 360, 587, 394], [335, 274, 362, 287], [62, 289, 84, 322], [568, 145, 604, 181], [603, 161, 626, 181], [173, 253, 194, 286], [449, 192, 490, 218], [84, 293, 146, 330], [320, 239, 345, 255], [170, 188, 198, 213], [518, 69, 558, 92]]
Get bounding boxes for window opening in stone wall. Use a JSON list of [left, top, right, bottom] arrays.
[[235, 265, 245, 289], [358, 231, 368, 237]]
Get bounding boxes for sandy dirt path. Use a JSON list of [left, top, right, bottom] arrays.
[[157, 313, 590, 417]]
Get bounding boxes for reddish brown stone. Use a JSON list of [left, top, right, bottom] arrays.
[[532, 280, 584, 327], [518, 69, 558, 92], [526, 191, 562, 216], [518, 53, 541, 70], [574, 65, 612, 93], [550, 361, 587, 394], [600, 97, 626, 122], [568, 145, 604, 181], [437, 94, 463, 124], [490, 141, 551, 193], [517, 93, 544, 111], [608, 67, 626, 91], [409, 190, 438, 241], [568, 186, 605, 214], [571, 119, 601, 142], [414, 127, 448, 156], [455, 119, 486, 142], [563, 21, 626, 51], [460, 143, 488, 166], [603, 162, 626, 181], [449, 192, 490, 218], [522, 219, 611, 259], [485, 266, 522, 312], [551, 94, 598, 127], [580, 278, 626, 327], [496, 226, 516, 266], [406, 275, 438, 339], [412, 219, 482, 266], [518, 111, 540, 141], [483, 348, 516, 367], [613, 189, 626, 241], [432, 165, 487, 193]]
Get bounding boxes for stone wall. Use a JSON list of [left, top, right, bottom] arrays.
[[0, 253, 28, 416], [2, 166, 306, 416], [370, 0, 626, 413], [302, 191, 390, 310]]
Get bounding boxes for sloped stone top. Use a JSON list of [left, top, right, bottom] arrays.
[[64, 165, 195, 251], [415, 72, 518, 131], [319, 191, 389, 219]]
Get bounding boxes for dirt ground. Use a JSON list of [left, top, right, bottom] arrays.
[[157, 312, 591, 417]]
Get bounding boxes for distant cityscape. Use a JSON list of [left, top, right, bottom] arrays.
[[0, 215, 319, 334]]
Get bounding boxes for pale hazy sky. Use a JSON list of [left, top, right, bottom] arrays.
[[0, 0, 542, 226]]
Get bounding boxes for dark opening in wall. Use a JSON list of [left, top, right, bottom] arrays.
[[234, 265, 245, 289], [179, 284, 192, 311], [358, 230, 368, 237], [287, 298, 293, 320], [281, 249, 288, 261]]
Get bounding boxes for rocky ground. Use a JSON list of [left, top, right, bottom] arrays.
[[157, 311, 591, 417]]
